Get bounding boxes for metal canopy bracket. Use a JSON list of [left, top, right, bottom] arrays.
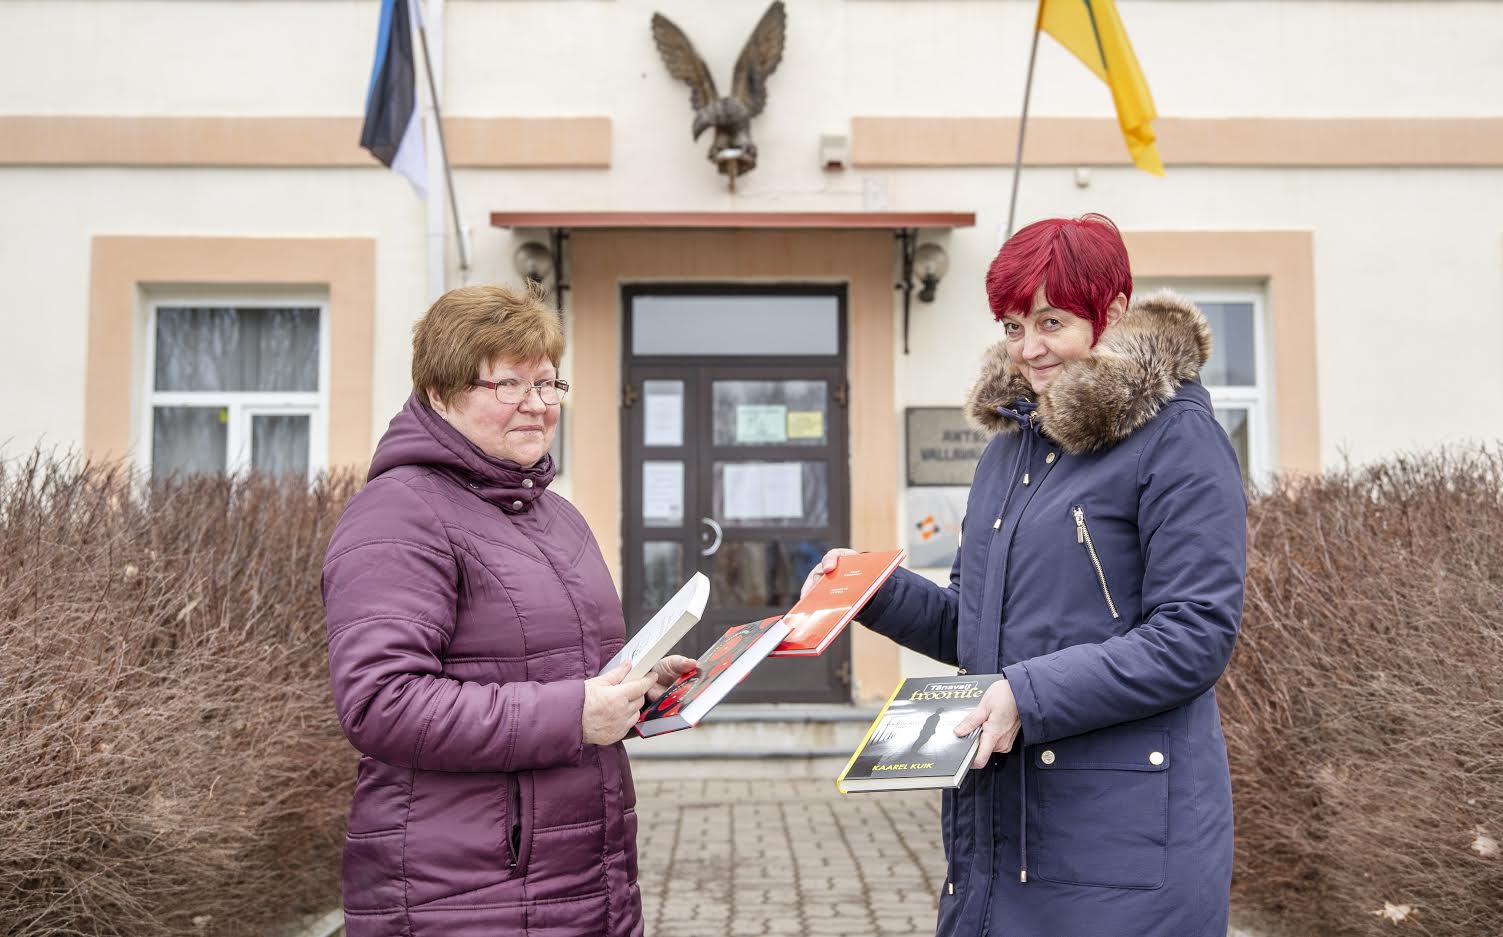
[[895, 228, 917, 355], [488, 213, 977, 345], [548, 228, 570, 316]]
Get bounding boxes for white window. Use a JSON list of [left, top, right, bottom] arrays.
[[1137, 283, 1271, 484], [142, 299, 330, 480]]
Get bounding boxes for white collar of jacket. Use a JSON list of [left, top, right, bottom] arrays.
[[963, 289, 1213, 455]]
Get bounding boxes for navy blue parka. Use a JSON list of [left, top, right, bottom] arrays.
[[860, 292, 1248, 937]]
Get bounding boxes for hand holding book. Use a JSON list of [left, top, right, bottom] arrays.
[[646, 654, 699, 703], [799, 547, 859, 598], [582, 663, 658, 746], [953, 678, 1021, 768]]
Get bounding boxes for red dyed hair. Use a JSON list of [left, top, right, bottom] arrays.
[[984, 213, 1132, 344]]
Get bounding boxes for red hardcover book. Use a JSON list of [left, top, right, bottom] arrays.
[[635, 616, 791, 737], [768, 549, 907, 657]]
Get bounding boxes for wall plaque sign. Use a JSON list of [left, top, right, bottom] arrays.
[[906, 407, 987, 487]]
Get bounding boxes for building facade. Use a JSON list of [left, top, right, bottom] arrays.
[[4, 0, 1502, 702]]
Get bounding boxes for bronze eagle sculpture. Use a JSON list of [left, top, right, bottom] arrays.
[[651, 1, 786, 189]]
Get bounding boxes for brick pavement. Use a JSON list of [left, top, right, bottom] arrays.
[[634, 777, 946, 937]]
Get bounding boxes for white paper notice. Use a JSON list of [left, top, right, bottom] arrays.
[[643, 461, 684, 526], [643, 387, 683, 447], [723, 462, 803, 520]]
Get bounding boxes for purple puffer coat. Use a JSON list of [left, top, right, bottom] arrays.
[[323, 393, 641, 937]]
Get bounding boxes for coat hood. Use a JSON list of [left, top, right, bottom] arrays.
[[963, 289, 1213, 454], [367, 392, 555, 512]]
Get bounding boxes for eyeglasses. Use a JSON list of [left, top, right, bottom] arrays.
[[471, 377, 570, 405]]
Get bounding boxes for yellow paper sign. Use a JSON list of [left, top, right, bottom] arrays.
[[787, 410, 824, 440]]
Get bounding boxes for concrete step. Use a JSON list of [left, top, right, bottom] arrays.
[[623, 703, 878, 779]]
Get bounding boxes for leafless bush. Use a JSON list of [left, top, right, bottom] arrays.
[[0, 451, 359, 937], [1225, 448, 1503, 936]]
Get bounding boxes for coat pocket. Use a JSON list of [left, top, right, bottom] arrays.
[[506, 773, 535, 876], [1033, 726, 1169, 889], [1071, 505, 1121, 620], [342, 828, 405, 912]]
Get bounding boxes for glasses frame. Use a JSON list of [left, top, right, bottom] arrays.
[[471, 377, 570, 405]]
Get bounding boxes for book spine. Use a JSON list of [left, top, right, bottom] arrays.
[[835, 679, 907, 795]]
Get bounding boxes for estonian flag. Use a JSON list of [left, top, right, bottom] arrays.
[[361, 0, 427, 196]]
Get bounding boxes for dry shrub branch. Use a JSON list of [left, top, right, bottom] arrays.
[[0, 452, 359, 937], [2, 447, 1501, 936], [1225, 448, 1503, 936]]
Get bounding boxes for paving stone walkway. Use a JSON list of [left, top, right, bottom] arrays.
[[634, 777, 946, 937]]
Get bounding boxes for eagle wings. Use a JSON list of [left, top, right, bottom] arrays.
[[651, 2, 786, 182]]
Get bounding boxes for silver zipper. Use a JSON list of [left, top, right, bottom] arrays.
[[1072, 506, 1120, 619]]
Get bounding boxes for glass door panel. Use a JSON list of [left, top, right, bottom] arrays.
[[712, 380, 829, 446], [712, 461, 829, 528]]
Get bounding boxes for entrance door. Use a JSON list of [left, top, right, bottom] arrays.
[[621, 286, 850, 703]]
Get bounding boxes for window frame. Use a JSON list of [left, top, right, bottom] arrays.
[[1135, 281, 1273, 486], [139, 294, 331, 480]]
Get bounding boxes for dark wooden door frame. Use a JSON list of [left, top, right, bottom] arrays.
[[620, 283, 852, 703]]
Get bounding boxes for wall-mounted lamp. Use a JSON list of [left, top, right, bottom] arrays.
[[513, 241, 554, 287], [514, 235, 570, 316], [895, 232, 950, 354], [913, 243, 950, 302]]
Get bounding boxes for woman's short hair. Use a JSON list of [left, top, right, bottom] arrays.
[[411, 283, 564, 408], [985, 213, 1132, 344]]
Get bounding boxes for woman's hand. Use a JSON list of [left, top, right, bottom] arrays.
[[647, 655, 699, 703], [582, 663, 658, 745], [800, 547, 859, 598], [955, 679, 1022, 769]]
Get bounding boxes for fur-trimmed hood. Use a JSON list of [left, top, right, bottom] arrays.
[[964, 289, 1213, 454]]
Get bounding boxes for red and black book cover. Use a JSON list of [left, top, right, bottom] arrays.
[[636, 616, 790, 737]]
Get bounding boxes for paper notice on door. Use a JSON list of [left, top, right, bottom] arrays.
[[643, 461, 684, 526], [643, 386, 683, 447], [787, 410, 824, 440], [736, 405, 788, 444], [723, 462, 804, 520]]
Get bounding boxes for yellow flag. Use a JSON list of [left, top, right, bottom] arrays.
[[1037, 0, 1164, 175]]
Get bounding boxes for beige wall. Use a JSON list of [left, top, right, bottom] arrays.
[[568, 229, 904, 702], [0, 116, 611, 168]]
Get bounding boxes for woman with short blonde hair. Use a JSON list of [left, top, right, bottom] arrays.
[[324, 284, 691, 937]]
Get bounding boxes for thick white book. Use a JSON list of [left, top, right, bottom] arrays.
[[603, 572, 710, 681]]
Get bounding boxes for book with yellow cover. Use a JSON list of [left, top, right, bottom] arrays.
[[837, 674, 1005, 793]]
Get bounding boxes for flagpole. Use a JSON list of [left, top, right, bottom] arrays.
[[414, 12, 471, 278], [1006, 2, 1045, 239]]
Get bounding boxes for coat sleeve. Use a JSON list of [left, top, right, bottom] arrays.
[[855, 549, 962, 667], [1003, 408, 1247, 743], [323, 478, 586, 773]]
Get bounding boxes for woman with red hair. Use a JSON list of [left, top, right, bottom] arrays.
[[807, 214, 1246, 937]]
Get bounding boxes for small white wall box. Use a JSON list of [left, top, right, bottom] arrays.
[[820, 134, 850, 171]]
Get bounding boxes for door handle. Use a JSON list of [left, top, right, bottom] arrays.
[[700, 517, 723, 556]]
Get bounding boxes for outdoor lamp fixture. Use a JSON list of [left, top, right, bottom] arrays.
[[514, 237, 572, 316], [513, 241, 554, 287], [913, 243, 949, 302], [895, 232, 950, 354]]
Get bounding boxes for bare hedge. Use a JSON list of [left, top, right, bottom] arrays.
[[0, 453, 359, 937], [1223, 450, 1503, 936], [2, 448, 1500, 936]]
